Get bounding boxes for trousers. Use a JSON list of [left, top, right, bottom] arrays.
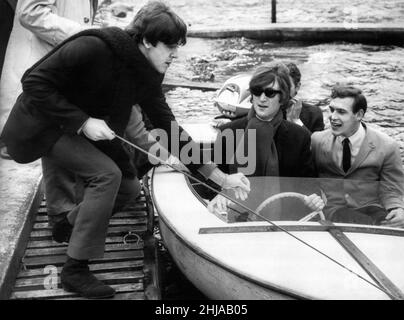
[[44, 134, 140, 260]]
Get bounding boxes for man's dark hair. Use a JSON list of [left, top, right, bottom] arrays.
[[126, 1, 187, 46], [249, 62, 291, 110], [285, 62, 301, 86], [331, 85, 367, 114]]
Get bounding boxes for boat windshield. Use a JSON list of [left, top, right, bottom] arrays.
[[190, 176, 404, 227]]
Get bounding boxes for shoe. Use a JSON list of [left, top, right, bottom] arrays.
[[61, 257, 116, 299], [52, 216, 73, 243]]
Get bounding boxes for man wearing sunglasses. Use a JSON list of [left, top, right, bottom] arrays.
[[209, 62, 324, 213]]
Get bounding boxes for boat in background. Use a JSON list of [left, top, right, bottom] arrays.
[[213, 72, 318, 123], [213, 73, 251, 118]]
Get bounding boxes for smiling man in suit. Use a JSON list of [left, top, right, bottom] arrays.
[[311, 85, 404, 228]]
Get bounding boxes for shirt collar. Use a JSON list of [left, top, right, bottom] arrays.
[[337, 123, 366, 147]]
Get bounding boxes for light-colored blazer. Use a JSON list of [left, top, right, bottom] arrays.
[[0, 0, 97, 131], [311, 123, 404, 211]]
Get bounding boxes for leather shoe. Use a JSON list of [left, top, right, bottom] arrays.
[[52, 216, 73, 243], [61, 257, 116, 299]]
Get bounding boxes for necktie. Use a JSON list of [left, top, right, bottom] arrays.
[[342, 138, 351, 173]]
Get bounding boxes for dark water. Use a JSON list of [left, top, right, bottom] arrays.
[[156, 236, 207, 299], [99, 0, 404, 299]]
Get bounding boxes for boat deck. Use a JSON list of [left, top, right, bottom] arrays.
[[8, 181, 161, 300]]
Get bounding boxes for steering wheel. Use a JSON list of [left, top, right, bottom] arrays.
[[255, 192, 325, 222]]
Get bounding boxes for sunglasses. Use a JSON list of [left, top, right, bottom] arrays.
[[250, 86, 282, 98]]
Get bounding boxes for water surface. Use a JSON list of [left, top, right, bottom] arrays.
[[100, 0, 404, 27], [164, 38, 404, 162]]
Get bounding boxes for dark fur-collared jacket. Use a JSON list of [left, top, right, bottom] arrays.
[[216, 116, 317, 178]]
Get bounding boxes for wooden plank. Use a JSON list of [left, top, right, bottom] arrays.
[[58, 291, 145, 300], [35, 215, 49, 222], [26, 240, 67, 249], [26, 236, 137, 249], [112, 210, 147, 218], [115, 202, 147, 210], [37, 200, 145, 211], [109, 225, 148, 235], [37, 207, 47, 214], [136, 196, 146, 202], [108, 218, 147, 226], [35, 209, 147, 221], [14, 271, 144, 290], [25, 242, 144, 257], [11, 283, 143, 299], [17, 260, 144, 279], [320, 221, 404, 300], [199, 224, 404, 237], [34, 208, 147, 222], [30, 225, 147, 240], [22, 251, 144, 268], [32, 218, 147, 230], [32, 223, 51, 230]]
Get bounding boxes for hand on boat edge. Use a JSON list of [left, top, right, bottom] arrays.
[[207, 194, 231, 214]]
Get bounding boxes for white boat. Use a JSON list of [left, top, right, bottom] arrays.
[[150, 123, 404, 300], [214, 73, 251, 118]]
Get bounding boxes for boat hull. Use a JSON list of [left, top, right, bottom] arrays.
[[158, 215, 295, 300], [151, 165, 404, 300]]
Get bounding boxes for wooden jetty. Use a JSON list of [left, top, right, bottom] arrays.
[[188, 23, 404, 44], [2, 176, 161, 300]]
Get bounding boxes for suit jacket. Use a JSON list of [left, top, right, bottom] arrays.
[[216, 116, 317, 178], [300, 102, 324, 133], [311, 124, 404, 210]]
